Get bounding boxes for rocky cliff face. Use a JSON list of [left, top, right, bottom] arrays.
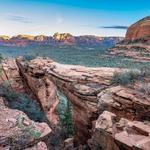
[[109, 16, 150, 62], [0, 57, 149, 149], [126, 16, 150, 41], [53, 32, 76, 44]]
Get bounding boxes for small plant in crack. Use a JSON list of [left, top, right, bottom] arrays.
[[16, 115, 41, 139]]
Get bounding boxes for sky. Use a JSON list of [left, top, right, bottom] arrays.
[[0, 0, 149, 37]]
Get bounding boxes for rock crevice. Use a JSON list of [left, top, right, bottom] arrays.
[[0, 57, 149, 149]]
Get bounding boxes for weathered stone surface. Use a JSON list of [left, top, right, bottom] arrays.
[[0, 58, 59, 125], [63, 137, 74, 150], [88, 111, 150, 150], [0, 59, 25, 93], [98, 86, 150, 121], [0, 57, 150, 149], [16, 57, 123, 144], [0, 97, 51, 149], [126, 16, 150, 41], [25, 142, 48, 150], [109, 44, 150, 62], [109, 16, 150, 62], [17, 59, 59, 125]]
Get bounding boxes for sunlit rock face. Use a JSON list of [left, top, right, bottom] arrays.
[[126, 16, 150, 41], [109, 16, 150, 62], [1, 57, 150, 149], [88, 111, 150, 150], [16, 57, 123, 144], [53, 32, 76, 44], [0, 58, 59, 125]]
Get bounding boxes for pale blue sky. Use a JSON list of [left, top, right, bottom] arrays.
[[0, 0, 149, 36]]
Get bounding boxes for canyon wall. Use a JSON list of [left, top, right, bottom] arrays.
[[0, 57, 150, 149]]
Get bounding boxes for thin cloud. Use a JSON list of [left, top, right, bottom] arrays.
[[81, 25, 128, 30], [7, 15, 32, 24], [100, 25, 128, 29]]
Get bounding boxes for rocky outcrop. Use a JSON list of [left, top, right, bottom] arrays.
[[53, 32, 76, 44], [0, 58, 59, 125], [98, 86, 150, 121], [109, 44, 150, 62], [25, 142, 48, 150], [0, 57, 150, 149], [126, 16, 150, 41], [109, 16, 150, 62], [88, 111, 150, 150], [0, 97, 51, 149], [0, 59, 26, 93], [16, 57, 124, 145]]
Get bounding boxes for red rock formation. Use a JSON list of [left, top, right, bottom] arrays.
[[25, 142, 48, 150], [88, 111, 150, 150], [16, 57, 124, 145], [0, 58, 59, 125], [98, 86, 150, 121], [53, 32, 76, 44], [109, 16, 150, 62], [1, 57, 150, 149], [0, 33, 123, 47], [0, 97, 51, 149], [126, 16, 150, 40]]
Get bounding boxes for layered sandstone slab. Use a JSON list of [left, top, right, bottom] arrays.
[[88, 111, 150, 150], [0, 57, 149, 149], [98, 86, 150, 121]]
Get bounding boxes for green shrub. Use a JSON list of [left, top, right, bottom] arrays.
[[0, 53, 3, 63], [56, 91, 74, 138], [111, 70, 140, 86], [140, 66, 150, 77], [17, 115, 41, 139], [23, 54, 37, 61], [0, 85, 45, 122], [111, 66, 150, 86], [139, 83, 150, 95]]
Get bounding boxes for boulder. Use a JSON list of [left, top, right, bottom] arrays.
[[0, 97, 51, 149], [88, 111, 150, 150]]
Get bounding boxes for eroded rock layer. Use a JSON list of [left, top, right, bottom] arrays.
[[109, 16, 150, 62], [16, 57, 124, 145], [0, 57, 150, 149], [126, 16, 150, 41]]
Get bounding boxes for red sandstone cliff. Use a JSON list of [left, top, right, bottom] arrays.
[[126, 16, 150, 41], [109, 16, 150, 62], [0, 57, 149, 149]]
